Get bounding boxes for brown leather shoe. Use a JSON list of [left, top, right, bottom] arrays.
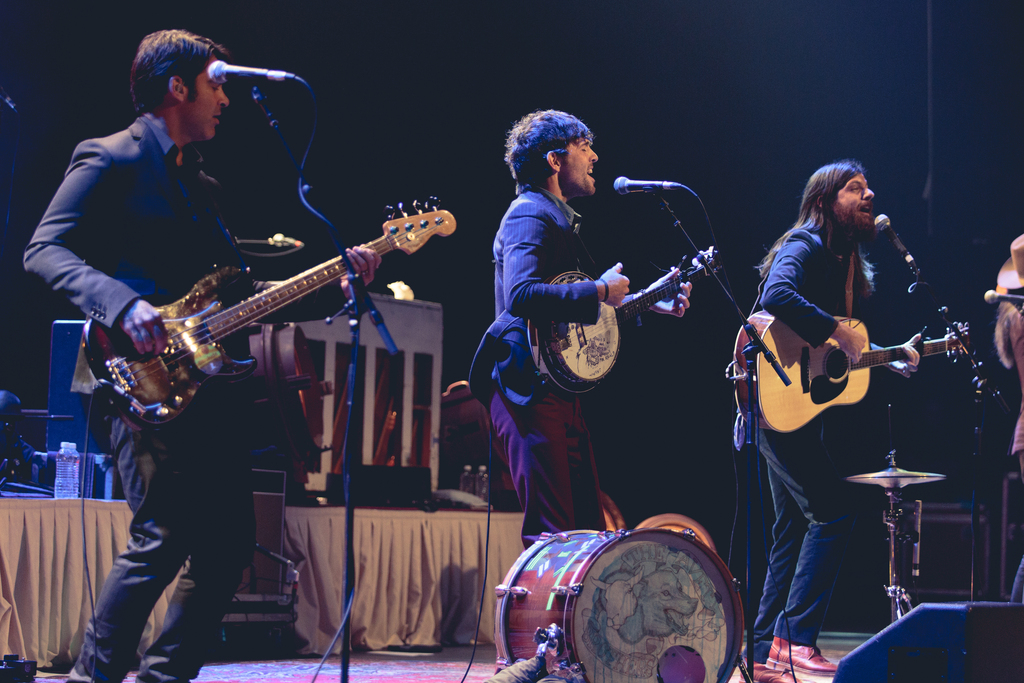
[[767, 636, 837, 675], [752, 662, 800, 683]]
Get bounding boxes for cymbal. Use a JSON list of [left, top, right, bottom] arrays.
[[845, 466, 946, 489]]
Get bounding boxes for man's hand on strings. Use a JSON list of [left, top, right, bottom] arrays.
[[646, 268, 691, 318], [341, 245, 383, 297], [597, 263, 629, 308], [829, 321, 868, 364], [119, 299, 167, 356], [886, 333, 921, 378]]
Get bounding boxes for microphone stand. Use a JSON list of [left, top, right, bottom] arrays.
[[251, 85, 398, 683], [888, 233, 1009, 601], [655, 192, 789, 679]]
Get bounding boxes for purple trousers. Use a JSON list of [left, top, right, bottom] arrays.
[[488, 384, 604, 548]]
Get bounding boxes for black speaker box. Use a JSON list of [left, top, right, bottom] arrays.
[[834, 602, 1024, 682], [325, 465, 431, 507]]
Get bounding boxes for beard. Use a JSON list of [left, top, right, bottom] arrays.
[[832, 202, 876, 244]]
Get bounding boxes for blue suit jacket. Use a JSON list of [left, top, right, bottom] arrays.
[[470, 191, 601, 405]]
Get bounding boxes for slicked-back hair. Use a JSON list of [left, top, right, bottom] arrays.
[[504, 110, 593, 195], [759, 159, 876, 299], [130, 29, 229, 115]]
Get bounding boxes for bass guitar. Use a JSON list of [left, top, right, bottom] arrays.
[[528, 248, 719, 393], [85, 207, 456, 428], [731, 312, 967, 432]]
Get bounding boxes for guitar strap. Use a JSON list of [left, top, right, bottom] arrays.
[[844, 255, 855, 318], [571, 223, 598, 275]]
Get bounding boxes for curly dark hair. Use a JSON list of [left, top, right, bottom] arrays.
[[130, 29, 230, 115], [504, 110, 593, 194]]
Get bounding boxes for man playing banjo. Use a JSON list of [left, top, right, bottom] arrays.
[[470, 109, 690, 547]]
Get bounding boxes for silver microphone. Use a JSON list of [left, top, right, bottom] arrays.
[[613, 176, 686, 195], [985, 290, 1024, 305], [875, 214, 918, 274], [207, 60, 296, 85]]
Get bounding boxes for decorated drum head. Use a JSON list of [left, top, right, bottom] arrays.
[[571, 530, 740, 683], [495, 529, 741, 683]]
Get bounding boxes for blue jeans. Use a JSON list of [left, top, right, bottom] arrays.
[[752, 421, 856, 663]]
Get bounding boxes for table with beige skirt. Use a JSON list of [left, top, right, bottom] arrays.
[[0, 499, 524, 667]]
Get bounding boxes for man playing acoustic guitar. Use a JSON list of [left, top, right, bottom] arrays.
[[24, 30, 380, 683], [746, 160, 919, 683], [469, 110, 691, 548]]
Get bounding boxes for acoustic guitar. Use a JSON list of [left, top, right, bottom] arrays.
[[732, 312, 967, 432]]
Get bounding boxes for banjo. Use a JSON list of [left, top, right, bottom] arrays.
[[528, 248, 719, 393]]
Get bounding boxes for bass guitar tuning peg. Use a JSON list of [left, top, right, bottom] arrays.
[[428, 196, 440, 211], [383, 205, 396, 220], [412, 200, 424, 214], [397, 202, 408, 218]]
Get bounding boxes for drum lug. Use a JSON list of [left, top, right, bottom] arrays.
[[496, 584, 530, 598], [496, 658, 512, 668], [551, 583, 583, 597], [682, 528, 697, 541], [559, 660, 586, 675], [615, 529, 632, 538]]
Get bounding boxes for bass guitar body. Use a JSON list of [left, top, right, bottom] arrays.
[[84, 266, 256, 429]]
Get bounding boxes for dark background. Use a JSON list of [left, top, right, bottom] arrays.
[[2, 0, 1022, 636]]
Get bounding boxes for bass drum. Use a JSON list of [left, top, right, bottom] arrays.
[[495, 529, 742, 683]]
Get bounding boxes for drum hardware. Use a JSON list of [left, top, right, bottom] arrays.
[[845, 448, 946, 623], [495, 585, 530, 598], [551, 584, 583, 596]]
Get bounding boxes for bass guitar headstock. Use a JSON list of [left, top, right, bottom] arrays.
[[381, 198, 456, 254]]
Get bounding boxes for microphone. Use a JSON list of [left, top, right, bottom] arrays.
[[207, 60, 296, 85], [613, 177, 686, 194], [269, 233, 304, 248], [985, 290, 1024, 305], [0, 85, 17, 112], [875, 214, 918, 274]]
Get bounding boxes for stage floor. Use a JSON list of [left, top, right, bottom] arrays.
[[34, 633, 869, 683]]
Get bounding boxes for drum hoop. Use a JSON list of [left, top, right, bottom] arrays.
[[494, 529, 615, 666]]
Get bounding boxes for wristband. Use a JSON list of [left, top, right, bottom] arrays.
[[597, 279, 608, 302]]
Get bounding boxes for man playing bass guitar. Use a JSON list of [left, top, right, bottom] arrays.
[[469, 109, 690, 548], [745, 160, 919, 683], [24, 30, 380, 683]]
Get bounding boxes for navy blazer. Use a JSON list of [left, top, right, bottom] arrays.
[[24, 118, 241, 330], [761, 229, 858, 348], [470, 191, 601, 405]]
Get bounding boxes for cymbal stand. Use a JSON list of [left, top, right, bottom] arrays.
[[882, 483, 914, 622]]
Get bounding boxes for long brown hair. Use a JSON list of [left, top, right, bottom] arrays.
[[758, 159, 876, 299], [996, 302, 1020, 369]]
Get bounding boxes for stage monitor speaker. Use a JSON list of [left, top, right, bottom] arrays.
[[47, 320, 107, 456], [833, 602, 1024, 682], [243, 469, 287, 594]]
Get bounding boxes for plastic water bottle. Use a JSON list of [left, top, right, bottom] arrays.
[[475, 465, 489, 501], [54, 442, 81, 499], [459, 465, 474, 494]]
